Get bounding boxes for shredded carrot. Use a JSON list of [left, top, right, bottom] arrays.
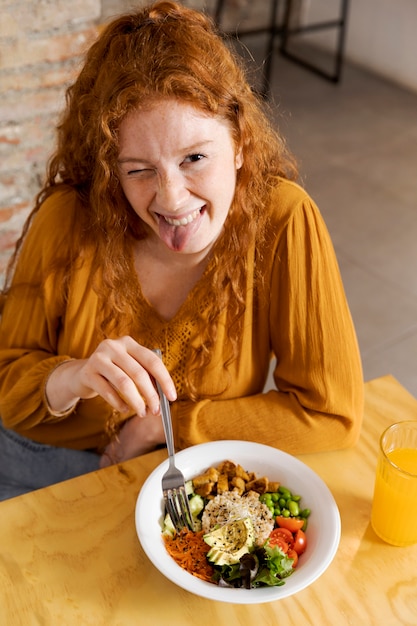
[[163, 528, 215, 583]]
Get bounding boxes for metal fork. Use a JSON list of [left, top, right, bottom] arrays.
[[153, 349, 194, 532]]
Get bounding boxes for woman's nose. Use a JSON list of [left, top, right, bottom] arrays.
[[155, 172, 190, 212]]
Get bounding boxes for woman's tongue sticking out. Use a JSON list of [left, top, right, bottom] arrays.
[[158, 208, 204, 252]]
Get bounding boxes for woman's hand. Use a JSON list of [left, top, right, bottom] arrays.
[[45, 337, 176, 417], [99, 411, 165, 467]]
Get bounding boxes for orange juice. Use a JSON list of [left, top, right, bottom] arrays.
[[371, 447, 417, 546]]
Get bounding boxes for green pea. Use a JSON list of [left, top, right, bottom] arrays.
[[278, 497, 287, 508], [300, 508, 311, 518], [291, 494, 301, 502], [271, 493, 279, 502], [281, 508, 290, 517], [273, 507, 281, 516], [288, 500, 299, 517], [278, 486, 291, 499]]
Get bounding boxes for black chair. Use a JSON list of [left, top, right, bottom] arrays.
[[213, 0, 350, 96]]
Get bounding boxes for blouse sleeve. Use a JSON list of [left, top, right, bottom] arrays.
[[0, 192, 75, 429], [171, 190, 364, 454]]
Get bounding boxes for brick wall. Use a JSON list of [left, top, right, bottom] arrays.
[[0, 0, 105, 284]]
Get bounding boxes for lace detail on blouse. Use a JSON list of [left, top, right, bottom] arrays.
[[133, 285, 212, 399]]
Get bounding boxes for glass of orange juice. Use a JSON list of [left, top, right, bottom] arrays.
[[371, 420, 417, 546]]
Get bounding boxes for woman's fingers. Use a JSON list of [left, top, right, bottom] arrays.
[[128, 343, 177, 401], [80, 337, 176, 416]]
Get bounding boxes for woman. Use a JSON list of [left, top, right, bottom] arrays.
[[0, 1, 363, 500]]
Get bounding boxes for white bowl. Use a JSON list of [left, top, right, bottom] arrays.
[[135, 440, 340, 604]]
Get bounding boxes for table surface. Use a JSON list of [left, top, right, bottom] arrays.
[[1, 375, 416, 626]]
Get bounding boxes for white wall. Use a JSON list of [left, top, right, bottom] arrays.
[[303, 0, 417, 93]]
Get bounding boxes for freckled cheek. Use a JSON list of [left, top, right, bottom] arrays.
[[121, 183, 155, 217]]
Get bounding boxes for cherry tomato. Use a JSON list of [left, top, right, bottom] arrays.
[[269, 527, 294, 544], [287, 548, 299, 568], [275, 516, 305, 532], [268, 535, 289, 553], [293, 529, 307, 555]]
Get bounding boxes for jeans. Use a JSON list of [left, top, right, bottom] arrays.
[[0, 421, 100, 501]]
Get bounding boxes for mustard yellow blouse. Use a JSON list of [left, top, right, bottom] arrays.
[[0, 178, 364, 453]]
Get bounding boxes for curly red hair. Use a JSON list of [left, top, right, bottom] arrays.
[[4, 1, 298, 399]]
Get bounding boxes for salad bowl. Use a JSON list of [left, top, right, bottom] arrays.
[[135, 440, 341, 604]]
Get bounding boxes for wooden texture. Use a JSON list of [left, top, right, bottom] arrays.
[[1, 375, 416, 625]]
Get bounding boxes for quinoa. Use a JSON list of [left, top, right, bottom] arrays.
[[201, 491, 274, 546]]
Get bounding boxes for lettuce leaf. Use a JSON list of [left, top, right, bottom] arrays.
[[251, 543, 294, 587]]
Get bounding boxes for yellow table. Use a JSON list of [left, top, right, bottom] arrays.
[[1, 375, 416, 626]]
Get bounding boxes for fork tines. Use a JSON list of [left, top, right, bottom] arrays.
[[164, 486, 194, 532]]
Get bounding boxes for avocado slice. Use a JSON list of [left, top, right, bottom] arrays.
[[204, 518, 255, 565]]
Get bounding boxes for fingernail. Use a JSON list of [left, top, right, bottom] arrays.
[[167, 389, 177, 402]]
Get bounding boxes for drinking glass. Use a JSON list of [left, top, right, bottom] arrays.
[[371, 420, 417, 546]]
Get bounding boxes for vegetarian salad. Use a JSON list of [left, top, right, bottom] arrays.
[[162, 460, 311, 589]]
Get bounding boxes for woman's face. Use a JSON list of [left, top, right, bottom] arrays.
[[117, 99, 243, 256]]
